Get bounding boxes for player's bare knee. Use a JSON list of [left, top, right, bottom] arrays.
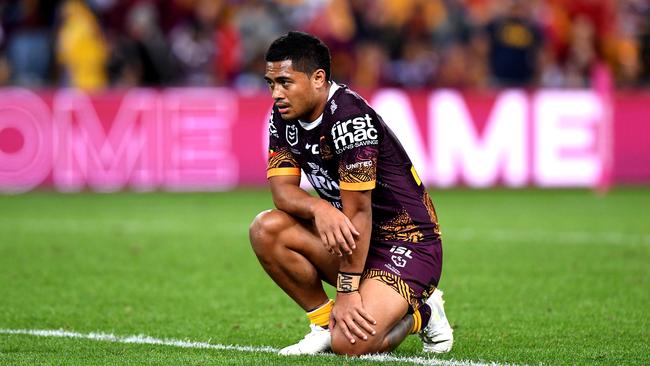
[[330, 332, 354, 356], [330, 329, 381, 356], [249, 209, 290, 255]]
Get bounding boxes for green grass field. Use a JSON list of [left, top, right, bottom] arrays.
[[0, 188, 649, 365]]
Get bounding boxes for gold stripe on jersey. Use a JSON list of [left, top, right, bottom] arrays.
[[267, 167, 301, 178], [340, 180, 376, 191], [363, 269, 419, 310], [411, 166, 422, 186]]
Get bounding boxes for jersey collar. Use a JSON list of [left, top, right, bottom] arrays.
[[298, 81, 340, 131]]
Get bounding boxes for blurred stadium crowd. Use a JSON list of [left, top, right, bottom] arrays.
[[1, 0, 649, 91]]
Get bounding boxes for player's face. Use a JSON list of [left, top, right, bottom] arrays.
[[264, 60, 322, 121]]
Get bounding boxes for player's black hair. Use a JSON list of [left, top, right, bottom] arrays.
[[265, 31, 331, 81]]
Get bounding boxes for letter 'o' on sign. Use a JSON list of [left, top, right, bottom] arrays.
[[0, 90, 52, 193]]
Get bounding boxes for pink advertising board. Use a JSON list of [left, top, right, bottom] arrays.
[[0, 87, 648, 192]]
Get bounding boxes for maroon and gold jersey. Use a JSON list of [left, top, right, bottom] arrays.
[[267, 83, 441, 244]]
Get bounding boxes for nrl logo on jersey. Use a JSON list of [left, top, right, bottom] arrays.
[[286, 125, 298, 146], [331, 114, 378, 152]]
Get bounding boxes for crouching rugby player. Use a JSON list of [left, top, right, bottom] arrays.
[[250, 31, 453, 356]]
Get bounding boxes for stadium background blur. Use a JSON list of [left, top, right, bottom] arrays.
[[1, 1, 650, 365], [1, 0, 649, 91]]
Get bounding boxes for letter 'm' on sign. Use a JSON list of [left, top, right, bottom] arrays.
[[53, 89, 158, 192], [533, 91, 602, 187], [0, 89, 52, 193], [431, 90, 527, 187], [162, 89, 238, 190]]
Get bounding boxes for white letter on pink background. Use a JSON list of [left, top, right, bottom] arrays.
[[0, 89, 52, 193], [53, 89, 159, 192], [533, 91, 602, 187], [162, 89, 238, 191], [431, 90, 528, 187]]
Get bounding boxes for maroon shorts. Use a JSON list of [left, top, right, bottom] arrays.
[[362, 238, 442, 311]]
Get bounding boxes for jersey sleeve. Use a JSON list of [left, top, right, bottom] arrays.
[[267, 111, 301, 178], [331, 113, 380, 191]]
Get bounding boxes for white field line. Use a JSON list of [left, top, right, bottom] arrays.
[[0, 328, 517, 366]]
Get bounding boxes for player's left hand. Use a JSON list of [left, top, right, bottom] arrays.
[[331, 292, 377, 344]]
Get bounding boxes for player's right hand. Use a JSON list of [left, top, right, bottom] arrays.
[[331, 291, 377, 343], [312, 200, 359, 256]]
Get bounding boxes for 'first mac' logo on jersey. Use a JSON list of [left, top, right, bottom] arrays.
[[331, 114, 378, 152]]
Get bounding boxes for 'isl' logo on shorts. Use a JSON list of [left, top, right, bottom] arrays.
[[390, 246, 412, 268]]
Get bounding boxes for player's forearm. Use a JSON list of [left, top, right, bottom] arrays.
[[339, 192, 372, 273], [339, 212, 371, 273], [271, 182, 326, 220]]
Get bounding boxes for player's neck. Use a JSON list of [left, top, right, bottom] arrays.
[[303, 82, 331, 123]]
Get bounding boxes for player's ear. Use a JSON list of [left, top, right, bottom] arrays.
[[311, 69, 327, 88]]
